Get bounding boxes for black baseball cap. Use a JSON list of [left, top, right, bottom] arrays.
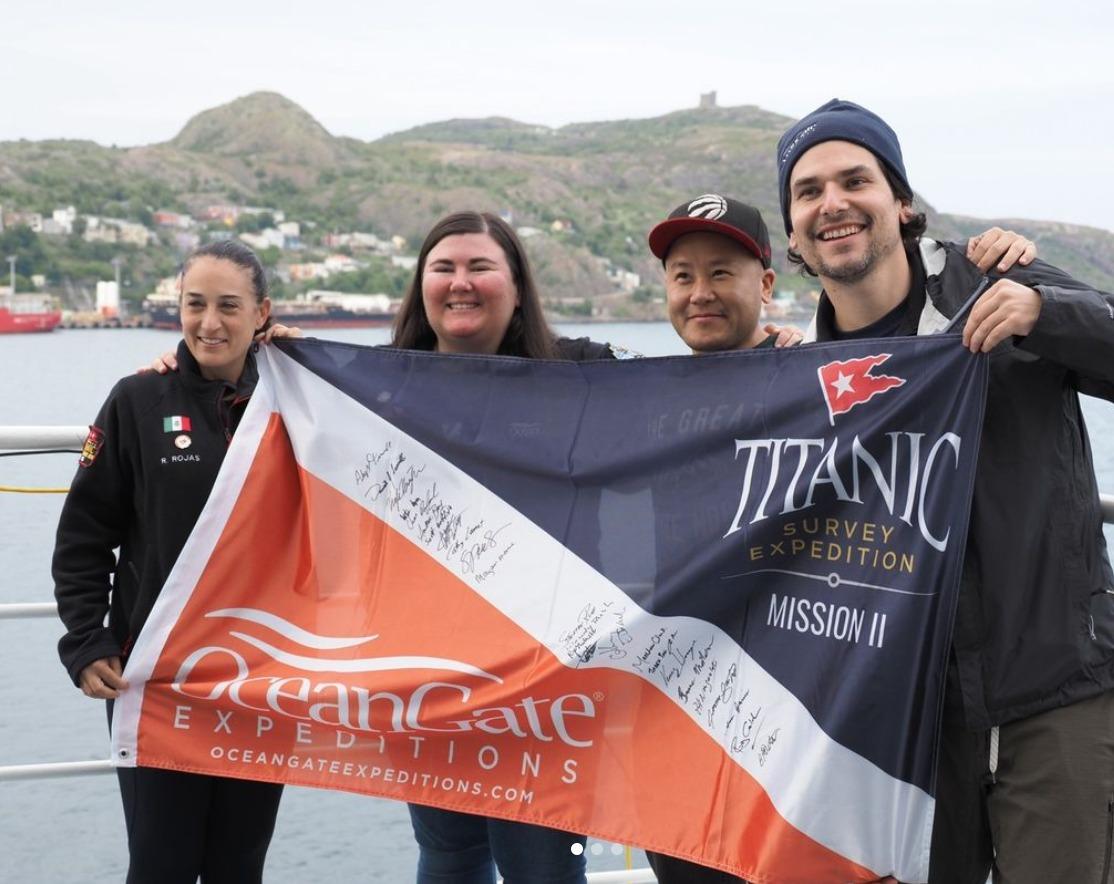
[[648, 193, 772, 268]]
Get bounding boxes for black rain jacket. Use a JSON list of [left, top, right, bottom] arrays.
[[810, 238, 1114, 728]]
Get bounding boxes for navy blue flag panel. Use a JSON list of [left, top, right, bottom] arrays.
[[281, 335, 988, 794]]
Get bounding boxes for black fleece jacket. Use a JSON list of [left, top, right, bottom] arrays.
[[54, 341, 257, 685]]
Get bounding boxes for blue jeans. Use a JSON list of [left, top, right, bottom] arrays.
[[408, 804, 587, 884]]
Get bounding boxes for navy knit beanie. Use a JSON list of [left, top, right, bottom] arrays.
[[776, 98, 910, 235]]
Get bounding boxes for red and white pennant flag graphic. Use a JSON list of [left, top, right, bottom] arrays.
[[818, 353, 905, 425]]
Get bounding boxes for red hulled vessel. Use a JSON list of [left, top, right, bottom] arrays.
[[0, 296, 62, 333]]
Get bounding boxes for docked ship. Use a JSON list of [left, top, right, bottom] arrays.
[[0, 294, 62, 334], [143, 289, 397, 330]]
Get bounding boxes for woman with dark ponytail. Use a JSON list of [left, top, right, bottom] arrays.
[[54, 240, 284, 883]]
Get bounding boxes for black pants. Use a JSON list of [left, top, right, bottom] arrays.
[[107, 702, 283, 883], [116, 766, 284, 884], [646, 851, 747, 883]]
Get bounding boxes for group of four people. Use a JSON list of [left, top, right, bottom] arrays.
[[54, 98, 1114, 883]]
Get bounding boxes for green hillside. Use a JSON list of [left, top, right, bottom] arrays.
[[2, 91, 1112, 308]]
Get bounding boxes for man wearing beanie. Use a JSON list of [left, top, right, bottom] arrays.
[[777, 98, 1114, 883], [636, 193, 1034, 883]]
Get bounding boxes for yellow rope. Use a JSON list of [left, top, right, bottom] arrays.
[[0, 485, 69, 494], [625, 845, 633, 869]]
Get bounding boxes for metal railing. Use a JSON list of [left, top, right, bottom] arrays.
[[0, 602, 57, 619], [0, 425, 85, 494], [0, 759, 115, 782], [1, 427, 115, 784], [0, 425, 87, 451]]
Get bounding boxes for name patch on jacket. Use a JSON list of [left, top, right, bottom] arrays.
[[161, 453, 202, 465], [78, 426, 104, 469]]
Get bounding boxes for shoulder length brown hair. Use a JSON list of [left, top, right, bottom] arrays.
[[392, 211, 560, 359]]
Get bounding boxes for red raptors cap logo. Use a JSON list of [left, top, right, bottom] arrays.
[[818, 354, 905, 425]]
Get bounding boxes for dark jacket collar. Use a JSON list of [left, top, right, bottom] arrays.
[[813, 244, 929, 342], [175, 339, 259, 399]]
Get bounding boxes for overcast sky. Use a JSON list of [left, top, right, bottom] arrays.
[[2, 0, 1111, 232]]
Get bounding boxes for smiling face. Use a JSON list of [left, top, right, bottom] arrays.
[[665, 232, 774, 353], [421, 232, 520, 355], [179, 256, 270, 382], [787, 140, 912, 284]]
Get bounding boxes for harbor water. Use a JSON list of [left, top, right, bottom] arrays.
[[2, 324, 1112, 882]]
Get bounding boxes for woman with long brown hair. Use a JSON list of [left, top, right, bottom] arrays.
[[393, 211, 609, 882]]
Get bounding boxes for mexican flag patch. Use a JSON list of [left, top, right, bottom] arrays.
[[163, 416, 192, 433]]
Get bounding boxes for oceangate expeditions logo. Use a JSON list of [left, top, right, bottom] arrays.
[[687, 194, 728, 220], [171, 608, 596, 748]]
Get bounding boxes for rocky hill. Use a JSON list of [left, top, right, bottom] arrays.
[[2, 91, 1112, 301], [170, 92, 352, 164]]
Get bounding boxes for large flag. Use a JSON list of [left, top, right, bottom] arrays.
[[113, 336, 987, 883]]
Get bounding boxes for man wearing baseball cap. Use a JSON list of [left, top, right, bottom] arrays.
[[648, 193, 782, 358], [640, 193, 779, 884], [777, 98, 1114, 882]]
